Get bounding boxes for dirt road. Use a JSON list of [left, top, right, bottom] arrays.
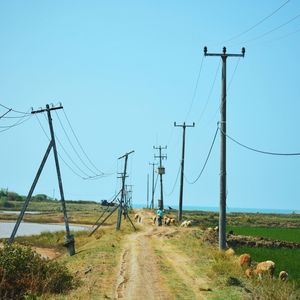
[[115, 210, 209, 300]]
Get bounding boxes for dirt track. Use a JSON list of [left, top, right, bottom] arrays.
[[115, 210, 209, 300]]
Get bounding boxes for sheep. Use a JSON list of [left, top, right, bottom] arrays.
[[180, 220, 192, 227], [152, 215, 157, 224], [225, 248, 235, 257], [134, 214, 139, 222], [245, 268, 254, 278], [239, 254, 251, 269], [279, 271, 288, 281], [255, 260, 275, 279], [170, 218, 176, 224], [165, 218, 171, 226], [214, 226, 219, 232]]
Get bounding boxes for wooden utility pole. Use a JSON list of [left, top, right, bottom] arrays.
[[8, 104, 75, 256], [149, 162, 157, 209], [174, 122, 195, 221], [153, 146, 167, 210], [204, 46, 245, 250], [116, 150, 134, 230]]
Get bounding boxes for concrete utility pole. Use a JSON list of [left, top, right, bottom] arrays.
[[153, 146, 167, 210], [8, 104, 75, 256], [116, 150, 134, 230], [149, 162, 158, 209], [174, 122, 195, 221], [204, 46, 245, 250], [146, 174, 149, 208]]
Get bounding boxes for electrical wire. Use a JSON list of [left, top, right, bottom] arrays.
[[185, 127, 219, 184], [185, 56, 205, 121], [223, 0, 291, 43], [243, 12, 300, 45], [197, 59, 221, 124], [165, 163, 181, 196], [219, 126, 300, 156], [34, 113, 96, 180], [0, 115, 32, 133], [0, 109, 12, 119], [54, 110, 104, 176], [62, 109, 106, 174], [0, 103, 31, 115]]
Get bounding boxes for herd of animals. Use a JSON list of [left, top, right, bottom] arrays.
[[133, 212, 289, 282]]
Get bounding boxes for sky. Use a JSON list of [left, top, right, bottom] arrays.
[[1, 0, 300, 211]]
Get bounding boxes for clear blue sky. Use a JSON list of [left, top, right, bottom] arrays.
[[1, 1, 300, 211]]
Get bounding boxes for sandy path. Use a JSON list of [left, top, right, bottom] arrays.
[[115, 210, 209, 299], [115, 228, 170, 299]]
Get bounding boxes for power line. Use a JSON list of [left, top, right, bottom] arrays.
[[0, 108, 12, 119], [185, 56, 205, 121], [197, 59, 221, 124], [62, 109, 105, 174], [34, 113, 92, 180], [165, 163, 181, 196], [55, 110, 104, 176], [220, 127, 300, 156], [185, 127, 219, 184], [0, 115, 32, 133], [0, 103, 31, 115], [243, 12, 300, 45], [223, 0, 291, 43]]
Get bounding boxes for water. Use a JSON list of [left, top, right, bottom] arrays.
[[0, 210, 42, 215], [132, 203, 299, 214], [0, 222, 89, 238]]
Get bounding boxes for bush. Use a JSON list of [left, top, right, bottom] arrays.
[[0, 243, 77, 299]]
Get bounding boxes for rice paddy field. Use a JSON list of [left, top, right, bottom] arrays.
[[228, 226, 300, 285]]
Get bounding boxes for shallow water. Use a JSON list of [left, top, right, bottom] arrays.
[[0, 222, 89, 238]]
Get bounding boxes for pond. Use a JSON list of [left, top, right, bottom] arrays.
[[0, 222, 89, 238]]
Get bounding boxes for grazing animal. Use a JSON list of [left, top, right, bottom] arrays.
[[165, 218, 171, 226], [134, 214, 139, 221], [239, 254, 251, 269], [170, 218, 176, 224], [214, 226, 219, 232], [245, 268, 254, 278], [255, 260, 275, 279], [152, 215, 157, 224], [180, 220, 192, 227], [279, 271, 288, 281], [225, 248, 235, 257]]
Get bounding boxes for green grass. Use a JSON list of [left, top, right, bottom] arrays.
[[228, 226, 300, 243], [235, 246, 300, 284]]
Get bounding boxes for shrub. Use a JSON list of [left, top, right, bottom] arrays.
[[0, 243, 77, 299]]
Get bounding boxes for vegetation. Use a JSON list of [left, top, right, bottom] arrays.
[[0, 243, 76, 299], [227, 226, 300, 243]]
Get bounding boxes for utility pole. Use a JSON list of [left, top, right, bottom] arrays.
[[116, 150, 134, 230], [204, 46, 245, 250], [146, 174, 149, 208], [174, 122, 195, 221], [153, 146, 167, 210], [149, 162, 157, 209], [8, 104, 75, 256]]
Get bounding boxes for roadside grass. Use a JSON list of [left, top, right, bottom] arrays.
[[228, 226, 300, 243], [165, 229, 247, 299], [154, 248, 195, 299], [165, 229, 299, 299], [47, 219, 136, 299]]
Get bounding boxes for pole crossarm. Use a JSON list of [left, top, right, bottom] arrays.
[[204, 46, 245, 250], [31, 105, 63, 114]]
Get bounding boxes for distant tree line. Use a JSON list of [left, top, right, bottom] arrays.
[[0, 188, 98, 208]]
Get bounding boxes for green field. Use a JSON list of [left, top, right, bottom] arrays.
[[227, 226, 300, 243], [235, 246, 300, 284]]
